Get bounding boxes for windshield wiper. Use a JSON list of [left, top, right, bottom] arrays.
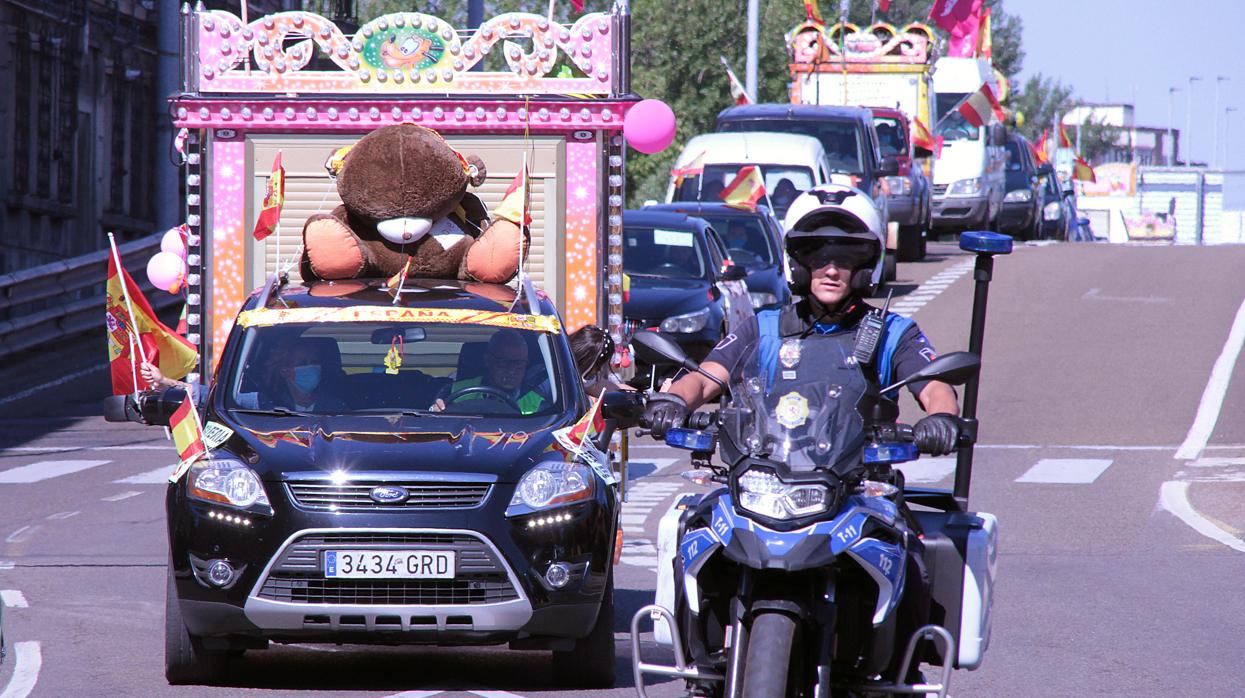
[[230, 407, 313, 417]]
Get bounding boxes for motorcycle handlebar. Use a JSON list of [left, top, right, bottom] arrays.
[[685, 411, 717, 430]]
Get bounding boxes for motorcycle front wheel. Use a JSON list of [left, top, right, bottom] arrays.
[[741, 611, 799, 698]]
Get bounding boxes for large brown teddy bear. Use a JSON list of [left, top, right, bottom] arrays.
[[300, 124, 526, 284]]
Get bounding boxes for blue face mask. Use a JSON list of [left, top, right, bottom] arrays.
[[292, 364, 321, 393]]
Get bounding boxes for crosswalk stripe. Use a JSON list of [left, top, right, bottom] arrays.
[[114, 466, 176, 485], [1, 589, 28, 608], [0, 460, 111, 484], [1016, 458, 1113, 484]]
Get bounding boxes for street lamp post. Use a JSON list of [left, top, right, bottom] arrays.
[[1214, 76, 1229, 168], [1226, 106, 1239, 168], [1169, 86, 1181, 166], [1187, 75, 1202, 166]]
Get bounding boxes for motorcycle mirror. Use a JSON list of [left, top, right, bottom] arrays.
[[631, 330, 694, 370], [880, 351, 980, 394], [600, 390, 646, 425]]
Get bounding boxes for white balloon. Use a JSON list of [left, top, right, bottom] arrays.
[[161, 228, 187, 258]]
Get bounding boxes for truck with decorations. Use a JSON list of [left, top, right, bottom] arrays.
[[787, 20, 937, 260]]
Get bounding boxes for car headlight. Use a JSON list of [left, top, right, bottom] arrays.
[[1004, 189, 1033, 203], [1043, 201, 1062, 221], [884, 176, 911, 196], [749, 292, 778, 309], [660, 307, 710, 333], [946, 177, 984, 197], [736, 469, 829, 520], [188, 458, 271, 512], [508, 461, 595, 513]]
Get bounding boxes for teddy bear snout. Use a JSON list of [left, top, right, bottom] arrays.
[[376, 216, 434, 245]]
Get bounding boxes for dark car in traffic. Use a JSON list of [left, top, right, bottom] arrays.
[[1039, 171, 1072, 240], [622, 210, 751, 364], [870, 106, 932, 261], [107, 279, 624, 688], [999, 133, 1052, 240], [641, 202, 790, 311]]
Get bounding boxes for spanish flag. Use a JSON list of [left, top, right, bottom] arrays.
[[1072, 155, 1096, 183], [723, 61, 753, 106], [911, 117, 936, 153], [1028, 138, 1047, 166], [976, 6, 992, 59], [384, 255, 412, 291], [1058, 122, 1074, 148], [803, 0, 824, 25], [1035, 130, 1051, 163], [493, 166, 531, 227], [956, 82, 1005, 128], [252, 151, 285, 241], [720, 165, 766, 212], [554, 393, 605, 454], [170, 394, 206, 464], [106, 250, 197, 396], [671, 150, 706, 187]]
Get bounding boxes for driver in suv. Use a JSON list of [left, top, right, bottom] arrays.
[[432, 329, 548, 414]]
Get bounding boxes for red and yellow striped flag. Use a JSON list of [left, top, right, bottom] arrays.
[[170, 394, 206, 464], [956, 83, 1005, 128], [911, 117, 936, 153], [493, 166, 531, 227], [106, 250, 197, 396], [720, 165, 766, 211], [671, 151, 706, 187], [976, 6, 992, 59], [252, 151, 285, 241], [1072, 155, 1096, 183], [803, 0, 824, 25]]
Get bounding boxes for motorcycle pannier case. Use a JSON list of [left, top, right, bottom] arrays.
[[912, 510, 998, 670]]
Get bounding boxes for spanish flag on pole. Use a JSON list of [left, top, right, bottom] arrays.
[[106, 249, 197, 396], [723, 61, 753, 106], [252, 151, 285, 241], [671, 150, 706, 188], [720, 165, 766, 212], [170, 394, 206, 464], [493, 166, 531, 227], [1072, 155, 1097, 183], [911, 117, 936, 153], [976, 7, 992, 59], [803, 0, 824, 25], [554, 393, 605, 454], [955, 82, 1005, 128]]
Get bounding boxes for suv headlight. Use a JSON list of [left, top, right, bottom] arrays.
[[884, 176, 911, 196], [749, 291, 778, 309], [188, 458, 272, 512], [508, 461, 595, 513], [660, 307, 710, 333], [1004, 189, 1033, 202], [946, 177, 984, 197], [1043, 201, 1062, 221], [736, 469, 829, 520]]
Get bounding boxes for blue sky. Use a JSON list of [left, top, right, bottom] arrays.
[[1007, 0, 1243, 167]]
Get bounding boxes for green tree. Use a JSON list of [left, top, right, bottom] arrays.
[[1011, 73, 1074, 143]]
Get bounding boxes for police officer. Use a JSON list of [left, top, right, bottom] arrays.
[[643, 184, 962, 454]]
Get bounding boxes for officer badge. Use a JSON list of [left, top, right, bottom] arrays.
[[779, 340, 802, 368], [775, 391, 810, 429]]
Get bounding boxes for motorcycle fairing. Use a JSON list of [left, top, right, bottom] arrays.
[[846, 538, 907, 625]]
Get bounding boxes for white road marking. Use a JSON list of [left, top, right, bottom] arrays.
[[102, 491, 143, 502], [1015, 459, 1113, 484], [46, 511, 79, 520], [1159, 481, 1245, 553], [3, 445, 168, 452], [0, 561, 13, 570], [114, 465, 176, 484], [0, 460, 111, 484], [383, 692, 445, 698], [470, 691, 530, 698], [5, 526, 38, 544], [891, 259, 975, 316], [0, 590, 28, 608], [1188, 457, 1245, 468], [0, 641, 43, 698], [1175, 294, 1245, 460], [896, 457, 956, 484]]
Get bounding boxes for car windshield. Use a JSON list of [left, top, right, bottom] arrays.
[[223, 320, 566, 417], [874, 116, 908, 158], [934, 95, 981, 142], [623, 225, 708, 278], [674, 164, 815, 219], [697, 215, 777, 266], [719, 119, 865, 174]]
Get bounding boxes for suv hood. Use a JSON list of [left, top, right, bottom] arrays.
[[215, 414, 569, 484]]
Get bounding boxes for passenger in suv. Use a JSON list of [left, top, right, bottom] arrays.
[[106, 278, 622, 688]]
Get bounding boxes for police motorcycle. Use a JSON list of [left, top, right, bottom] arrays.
[[626, 209, 1013, 695]]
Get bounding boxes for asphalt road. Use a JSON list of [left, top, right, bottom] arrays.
[[3, 240, 1245, 696]]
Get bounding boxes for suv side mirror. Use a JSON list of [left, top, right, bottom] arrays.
[[878, 155, 901, 177], [721, 264, 748, 282], [102, 386, 192, 427], [1036, 163, 1055, 177]]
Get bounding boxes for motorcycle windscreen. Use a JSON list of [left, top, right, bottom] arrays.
[[720, 336, 869, 475]]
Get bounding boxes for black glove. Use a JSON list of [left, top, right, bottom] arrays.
[[643, 392, 689, 440], [913, 413, 961, 456]]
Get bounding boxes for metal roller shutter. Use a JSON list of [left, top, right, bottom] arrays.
[[245, 134, 564, 308]]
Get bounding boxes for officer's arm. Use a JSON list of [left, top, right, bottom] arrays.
[[663, 360, 729, 411], [918, 381, 959, 415]]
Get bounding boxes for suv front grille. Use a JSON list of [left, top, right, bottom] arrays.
[[932, 183, 948, 197], [256, 532, 519, 605], [286, 481, 491, 510]]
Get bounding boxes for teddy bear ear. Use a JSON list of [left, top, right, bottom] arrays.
[[466, 154, 487, 187]]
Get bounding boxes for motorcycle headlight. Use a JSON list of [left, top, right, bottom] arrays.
[[660, 307, 710, 333], [946, 177, 984, 197], [1004, 189, 1033, 202], [884, 176, 911, 196], [749, 292, 778, 309], [508, 461, 594, 513], [188, 458, 271, 512], [1043, 201, 1062, 221], [736, 469, 829, 520]]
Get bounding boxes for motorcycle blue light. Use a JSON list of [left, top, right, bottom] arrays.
[[864, 442, 918, 465], [665, 427, 715, 452], [959, 231, 1013, 255]]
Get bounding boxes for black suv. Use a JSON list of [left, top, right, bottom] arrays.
[[107, 278, 625, 687], [999, 133, 1053, 240]]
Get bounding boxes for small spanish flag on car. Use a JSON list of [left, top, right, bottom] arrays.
[[720, 165, 766, 212], [170, 394, 206, 465], [493, 166, 531, 227], [671, 151, 706, 187], [252, 151, 285, 241], [1072, 155, 1097, 183], [911, 117, 936, 153]]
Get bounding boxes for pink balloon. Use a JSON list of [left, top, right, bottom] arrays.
[[160, 228, 186, 259], [624, 99, 677, 154], [147, 252, 187, 293]]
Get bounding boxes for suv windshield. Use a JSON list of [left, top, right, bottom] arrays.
[[696, 214, 777, 267], [934, 94, 981, 142], [674, 164, 814, 219], [224, 318, 565, 417], [874, 116, 908, 158], [623, 225, 708, 278], [719, 119, 864, 174]]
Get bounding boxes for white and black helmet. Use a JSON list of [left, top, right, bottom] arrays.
[[781, 184, 887, 294]]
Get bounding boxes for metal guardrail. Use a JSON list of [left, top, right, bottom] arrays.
[[0, 233, 180, 361]]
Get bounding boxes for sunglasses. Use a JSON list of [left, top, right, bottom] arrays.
[[788, 240, 876, 270]]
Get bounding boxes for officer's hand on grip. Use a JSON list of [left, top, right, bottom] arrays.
[[643, 392, 689, 440], [913, 413, 961, 456]]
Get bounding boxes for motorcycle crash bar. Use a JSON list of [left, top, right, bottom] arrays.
[[630, 603, 724, 698]]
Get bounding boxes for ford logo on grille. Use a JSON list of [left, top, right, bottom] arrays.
[[369, 485, 409, 504]]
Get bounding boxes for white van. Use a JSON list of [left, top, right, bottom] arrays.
[[930, 57, 1008, 233], [666, 132, 843, 222]]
